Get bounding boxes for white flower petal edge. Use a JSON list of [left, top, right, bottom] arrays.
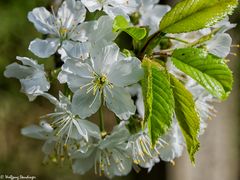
[[88, 16, 117, 45], [206, 33, 232, 58], [108, 57, 144, 87], [72, 124, 132, 178], [72, 88, 102, 119], [139, 0, 171, 34], [58, 60, 94, 92], [90, 43, 120, 75], [21, 124, 52, 140], [29, 38, 60, 58], [28, 0, 87, 58], [82, 0, 140, 20], [28, 7, 56, 35], [57, 0, 86, 31], [105, 86, 136, 120], [81, 0, 103, 12], [4, 56, 50, 101], [159, 121, 185, 162], [62, 43, 143, 119]]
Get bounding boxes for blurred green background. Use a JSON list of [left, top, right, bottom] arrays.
[[0, 0, 239, 180]]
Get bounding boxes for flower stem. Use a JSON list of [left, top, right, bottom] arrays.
[[138, 31, 165, 59], [99, 93, 105, 133], [166, 36, 190, 44], [115, 115, 121, 124]]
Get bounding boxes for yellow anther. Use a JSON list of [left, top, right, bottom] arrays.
[[231, 44, 240, 48], [59, 27, 68, 37], [229, 52, 237, 56], [170, 160, 175, 166]]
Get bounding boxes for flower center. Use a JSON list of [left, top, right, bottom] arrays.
[[97, 0, 106, 4], [59, 27, 68, 39], [91, 74, 108, 95]]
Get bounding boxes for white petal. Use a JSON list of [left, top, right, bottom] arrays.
[[57, 0, 86, 29], [105, 86, 136, 120], [62, 41, 90, 61], [91, 43, 119, 75], [21, 125, 50, 140], [72, 158, 94, 175], [159, 121, 184, 161], [20, 73, 50, 97], [88, 16, 117, 44], [72, 89, 101, 119], [4, 57, 50, 101], [139, 4, 170, 34], [109, 0, 140, 14], [40, 93, 60, 107], [70, 21, 96, 42], [58, 60, 93, 92], [4, 63, 34, 79], [141, 0, 159, 8], [100, 125, 130, 148], [107, 154, 132, 177], [207, 33, 232, 58], [108, 57, 144, 87], [16, 56, 42, 68], [81, 0, 103, 12], [42, 139, 56, 155], [78, 119, 101, 140], [104, 5, 130, 20], [213, 17, 236, 33], [29, 38, 60, 58], [28, 7, 56, 35], [136, 88, 145, 118]]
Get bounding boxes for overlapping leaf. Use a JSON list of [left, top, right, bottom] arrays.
[[142, 58, 174, 145], [171, 48, 233, 100], [160, 0, 238, 33], [113, 15, 147, 40], [170, 75, 200, 164]]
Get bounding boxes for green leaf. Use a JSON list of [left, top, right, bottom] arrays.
[[159, 0, 238, 33], [170, 75, 200, 164], [171, 48, 233, 100], [113, 15, 147, 40], [124, 27, 147, 41], [113, 15, 129, 31], [142, 58, 174, 146]]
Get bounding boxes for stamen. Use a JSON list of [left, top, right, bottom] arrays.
[[231, 44, 240, 48], [229, 52, 237, 56], [89, 90, 100, 108], [170, 160, 176, 166], [80, 82, 93, 90]]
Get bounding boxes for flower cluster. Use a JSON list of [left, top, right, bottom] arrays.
[[4, 0, 238, 178]]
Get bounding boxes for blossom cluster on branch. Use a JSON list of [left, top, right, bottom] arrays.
[[4, 0, 238, 178]]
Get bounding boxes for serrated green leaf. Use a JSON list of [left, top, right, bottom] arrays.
[[160, 0, 238, 33], [171, 48, 233, 100], [113, 15, 147, 40], [170, 75, 200, 164], [142, 58, 174, 146]]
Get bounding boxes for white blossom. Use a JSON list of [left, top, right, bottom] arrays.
[[72, 124, 132, 178], [138, 0, 171, 34], [21, 91, 100, 163], [159, 120, 185, 162], [59, 16, 117, 62], [28, 0, 89, 58], [127, 129, 166, 170], [81, 0, 140, 20], [58, 43, 144, 119], [4, 56, 50, 101]]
